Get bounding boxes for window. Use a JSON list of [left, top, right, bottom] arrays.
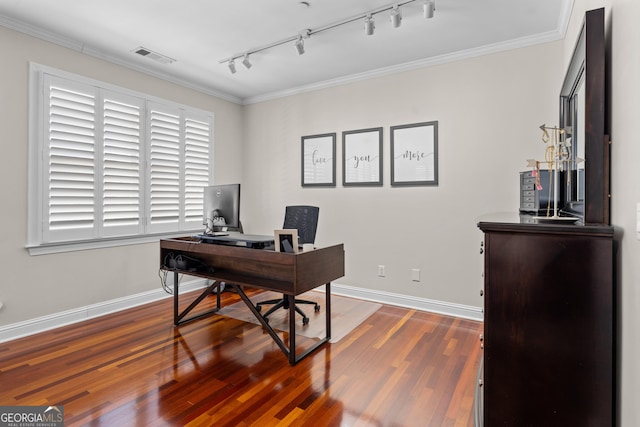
[[28, 65, 212, 252]]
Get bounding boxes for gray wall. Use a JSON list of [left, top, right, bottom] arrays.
[[0, 26, 244, 324], [568, 1, 640, 426], [1, 0, 638, 423], [240, 42, 561, 309]]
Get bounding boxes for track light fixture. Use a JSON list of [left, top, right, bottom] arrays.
[[219, 0, 437, 73], [364, 14, 375, 36], [242, 54, 252, 69], [390, 5, 402, 28], [228, 59, 236, 74], [295, 35, 305, 55], [423, 0, 435, 19]]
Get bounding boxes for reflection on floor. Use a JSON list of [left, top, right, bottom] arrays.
[[0, 288, 483, 427]]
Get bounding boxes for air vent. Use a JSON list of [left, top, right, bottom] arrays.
[[133, 46, 175, 64]]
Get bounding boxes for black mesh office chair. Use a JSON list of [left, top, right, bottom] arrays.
[[256, 205, 320, 325]]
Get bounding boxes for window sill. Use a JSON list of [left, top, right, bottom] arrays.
[[26, 230, 202, 256]]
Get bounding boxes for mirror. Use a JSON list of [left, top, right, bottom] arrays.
[[574, 79, 586, 202], [562, 75, 586, 209], [559, 7, 608, 225]]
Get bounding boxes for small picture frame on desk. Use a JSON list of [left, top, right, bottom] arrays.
[[274, 229, 299, 253]]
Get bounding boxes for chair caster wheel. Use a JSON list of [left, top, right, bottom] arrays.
[[303, 317, 309, 325], [314, 304, 320, 312]]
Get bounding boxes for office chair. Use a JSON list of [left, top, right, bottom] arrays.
[[256, 205, 320, 325]]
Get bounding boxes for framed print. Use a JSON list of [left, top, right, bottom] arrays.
[[342, 127, 383, 186], [301, 133, 336, 187], [391, 121, 438, 186], [274, 229, 299, 253]]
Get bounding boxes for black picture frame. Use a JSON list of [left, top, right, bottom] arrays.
[[301, 133, 336, 187], [342, 127, 383, 187], [390, 121, 438, 186]]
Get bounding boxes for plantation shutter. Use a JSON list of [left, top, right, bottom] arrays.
[[148, 104, 181, 233], [31, 66, 213, 248], [184, 115, 211, 226], [44, 76, 96, 243], [102, 93, 143, 237]]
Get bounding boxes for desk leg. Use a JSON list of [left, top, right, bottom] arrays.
[[232, 285, 290, 358], [232, 285, 331, 366], [287, 283, 332, 364], [173, 272, 179, 323], [173, 275, 222, 326], [326, 282, 331, 340], [288, 294, 296, 366]]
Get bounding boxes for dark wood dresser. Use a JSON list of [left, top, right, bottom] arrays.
[[476, 213, 615, 426]]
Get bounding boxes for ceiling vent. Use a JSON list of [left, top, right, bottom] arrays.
[[133, 47, 175, 64]]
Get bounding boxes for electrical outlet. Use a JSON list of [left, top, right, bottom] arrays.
[[412, 268, 420, 282], [378, 265, 385, 277]]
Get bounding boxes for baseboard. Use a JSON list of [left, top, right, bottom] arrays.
[[326, 283, 484, 322], [0, 278, 208, 343], [0, 280, 483, 343]]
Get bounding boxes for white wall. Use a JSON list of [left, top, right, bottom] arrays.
[[609, 0, 640, 424], [563, 1, 640, 425], [0, 26, 244, 326], [241, 42, 562, 309], [565, 1, 640, 426]]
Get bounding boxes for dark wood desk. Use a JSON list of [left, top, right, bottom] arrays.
[[159, 237, 345, 365]]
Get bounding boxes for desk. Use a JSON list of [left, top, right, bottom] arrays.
[[159, 237, 345, 365]]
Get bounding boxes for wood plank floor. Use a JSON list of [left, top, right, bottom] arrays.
[[0, 288, 483, 426]]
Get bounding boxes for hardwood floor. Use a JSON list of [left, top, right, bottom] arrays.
[[0, 289, 483, 426]]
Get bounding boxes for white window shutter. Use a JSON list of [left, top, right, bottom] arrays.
[[44, 76, 96, 243], [102, 93, 143, 237], [31, 66, 213, 248], [148, 104, 181, 233], [184, 115, 211, 227]]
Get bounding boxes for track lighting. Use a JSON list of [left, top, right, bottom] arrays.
[[295, 36, 305, 55], [220, 0, 437, 73], [242, 54, 252, 69], [364, 14, 375, 36], [390, 5, 402, 28], [228, 59, 236, 74], [423, 0, 435, 19]]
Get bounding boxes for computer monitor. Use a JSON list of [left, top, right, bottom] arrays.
[[202, 184, 240, 233]]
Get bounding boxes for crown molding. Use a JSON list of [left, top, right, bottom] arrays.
[[1, 4, 571, 107], [557, 0, 576, 39], [0, 14, 242, 104], [243, 29, 565, 105]]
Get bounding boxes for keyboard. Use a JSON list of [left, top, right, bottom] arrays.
[[202, 232, 229, 237], [195, 233, 275, 249]]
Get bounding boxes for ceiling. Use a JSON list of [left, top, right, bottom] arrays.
[[0, 0, 573, 104]]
